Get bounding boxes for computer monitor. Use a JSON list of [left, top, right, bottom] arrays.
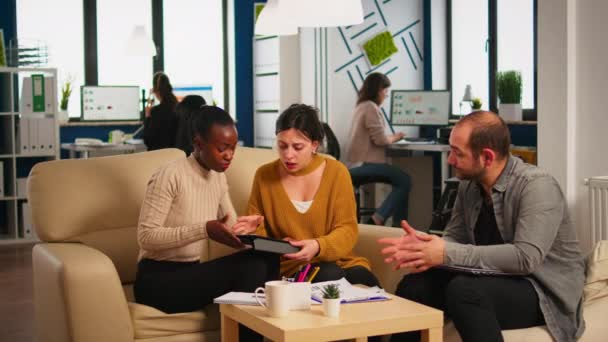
[[173, 85, 213, 104], [390, 90, 451, 126], [80, 86, 140, 121]]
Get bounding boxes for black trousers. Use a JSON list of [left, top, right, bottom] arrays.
[[311, 261, 380, 287], [134, 250, 279, 342], [390, 268, 545, 342]]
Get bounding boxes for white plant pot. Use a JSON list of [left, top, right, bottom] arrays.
[[499, 103, 522, 121], [57, 110, 69, 123], [322, 298, 341, 318]]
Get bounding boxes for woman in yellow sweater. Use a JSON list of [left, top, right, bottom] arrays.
[[247, 104, 379, 286]]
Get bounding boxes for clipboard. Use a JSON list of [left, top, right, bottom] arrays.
[[237, 235, 301, 254]]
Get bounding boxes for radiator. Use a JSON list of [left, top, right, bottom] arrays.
[[586, 176, 608, 247]]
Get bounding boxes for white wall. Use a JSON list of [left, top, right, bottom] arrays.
[[538, 0, 608, 252], [300, 0, 425, 157]]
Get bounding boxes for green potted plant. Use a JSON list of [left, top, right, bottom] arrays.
[[471, 97, 482, 111], [321, 284, 341, 317], [496, 70, 522, 121], [58, 75, 74, 122]]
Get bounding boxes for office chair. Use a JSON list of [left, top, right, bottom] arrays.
[[428, 178, 460, 235], [321, 122, 390, 223]]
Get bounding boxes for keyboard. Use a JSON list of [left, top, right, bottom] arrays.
[[400, 137, 435, 144]]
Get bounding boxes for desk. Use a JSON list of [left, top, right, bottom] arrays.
[[61, 143, 147, 159], [220, 292, 443, 342], [388, 142, 451, 191]]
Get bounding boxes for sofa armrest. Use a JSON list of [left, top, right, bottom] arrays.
[[33, 243, 134, 342], [354, 224, 408, 293]]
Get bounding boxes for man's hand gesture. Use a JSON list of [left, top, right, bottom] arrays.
[[378, 220, 444, 273]]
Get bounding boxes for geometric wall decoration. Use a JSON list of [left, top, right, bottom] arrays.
[[363, 31, 398, 66]]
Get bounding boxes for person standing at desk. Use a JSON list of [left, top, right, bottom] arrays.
[[346, 72, 411, 227], [144, 72, 178, 150]]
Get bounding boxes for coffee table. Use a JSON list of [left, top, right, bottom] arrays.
[[219, 293, 443, 342]]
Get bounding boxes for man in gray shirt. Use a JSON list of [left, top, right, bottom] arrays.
[[379, 111, 585, 342]]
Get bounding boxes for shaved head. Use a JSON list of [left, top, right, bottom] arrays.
[[455, 111, 511, 160]]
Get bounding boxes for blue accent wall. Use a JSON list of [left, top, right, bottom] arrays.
[[235, 0, 264, 147], [0, 0, 17, 50]]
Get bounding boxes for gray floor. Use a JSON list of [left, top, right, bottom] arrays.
[[0, 243, 35, 342]]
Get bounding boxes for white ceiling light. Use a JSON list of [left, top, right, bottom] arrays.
[[255, 0, 298, 36], [291, 0, 364, 27], [125, 25, 157, 57]]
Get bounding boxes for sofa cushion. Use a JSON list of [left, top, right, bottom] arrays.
[[584, 240, 608, 302], [129, 302, 220, 339], [28, 149, 186, 283]]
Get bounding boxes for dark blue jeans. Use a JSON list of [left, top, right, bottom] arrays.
[[349, 163, 411, 227]]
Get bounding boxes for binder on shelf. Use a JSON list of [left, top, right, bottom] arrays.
[[16, 177, 27, 198], [31, 74, 45, 112], [28, 118, 38, 154], [17, 118, 30, 154], [22, 202, 36, 239], [237, 235, 300, 254], [20, 76, 55, 115], [36, 118, 55, 154]]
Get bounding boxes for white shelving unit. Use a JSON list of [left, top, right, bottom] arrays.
[[253, 34, 301, 148], [0, 67, 59, 244]]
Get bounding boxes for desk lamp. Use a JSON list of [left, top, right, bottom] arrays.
[[459, 84, 474, 115]]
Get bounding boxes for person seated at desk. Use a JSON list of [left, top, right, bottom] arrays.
[[346, 72, 411, 227], [134, 105, 277, 342], [144, 72, 178, 151], [247, 104, 379, 287], [379, 111, 585, 342], [175, 94, 206, 155]]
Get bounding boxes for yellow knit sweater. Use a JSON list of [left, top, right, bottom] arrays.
[[247, 155, 370, 276]]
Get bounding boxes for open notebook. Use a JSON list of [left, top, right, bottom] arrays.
[[310, 278, 389, 304]]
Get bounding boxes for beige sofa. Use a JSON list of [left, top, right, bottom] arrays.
[[29, 147, 608, 342]]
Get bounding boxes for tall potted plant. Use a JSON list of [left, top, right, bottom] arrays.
[[496, 70, 522, 121]]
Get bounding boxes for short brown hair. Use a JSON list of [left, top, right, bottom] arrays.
[[456, 111, 511, 159]]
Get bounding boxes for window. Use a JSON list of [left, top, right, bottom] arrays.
[[450, 0, 489, 115], [450, 0, 536, 117], [497, 0, 535, 110], [17, 0, 84, 118], [97, 0, 153, 94], [163, 0, 225, 108]]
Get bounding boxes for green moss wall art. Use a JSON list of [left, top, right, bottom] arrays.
[[362, 31, 398, 66]]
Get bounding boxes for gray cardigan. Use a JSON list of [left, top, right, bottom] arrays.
[[443, 156, 585, 341]]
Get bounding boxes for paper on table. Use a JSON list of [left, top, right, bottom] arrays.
[[310, 278, 389, 304], [213, 291, 321, 306]]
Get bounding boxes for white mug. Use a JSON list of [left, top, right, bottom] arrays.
[[254, 280, 291, 317]]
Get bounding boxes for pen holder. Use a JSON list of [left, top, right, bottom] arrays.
[[289, 282, 312, 311]]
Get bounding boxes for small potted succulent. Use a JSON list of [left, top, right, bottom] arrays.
[[321, 284, 341, 318], [471, 97, 482, 112]]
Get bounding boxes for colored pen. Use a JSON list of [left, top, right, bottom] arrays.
[[298, 264, 311, 282], [307, 266, 320, 283]]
